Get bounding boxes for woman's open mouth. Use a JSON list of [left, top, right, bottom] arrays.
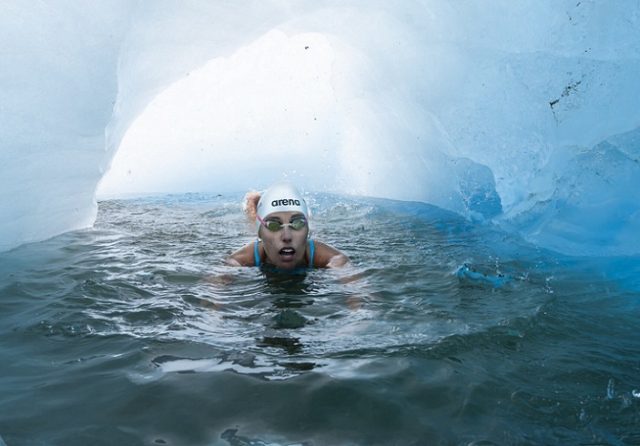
[[279, 247, 296, 261]]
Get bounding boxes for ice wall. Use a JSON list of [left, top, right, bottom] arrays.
[[0, 1, 133, 252], [1, 1, 639, 255]]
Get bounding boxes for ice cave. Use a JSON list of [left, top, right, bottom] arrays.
[[1, 1, 639, 256]]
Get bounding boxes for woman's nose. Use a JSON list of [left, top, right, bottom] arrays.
[[280, 226, 292, 241]]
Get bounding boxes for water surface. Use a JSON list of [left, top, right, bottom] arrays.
[[1, 193, 639, 445]]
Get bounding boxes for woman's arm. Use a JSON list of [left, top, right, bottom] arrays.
[[243, 191, 261, 222]]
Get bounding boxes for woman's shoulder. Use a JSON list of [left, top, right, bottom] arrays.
[[226, 241, 258, 266], [310, 240, 349, 268]]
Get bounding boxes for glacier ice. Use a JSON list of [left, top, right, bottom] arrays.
[[1, 1, 639, 255]]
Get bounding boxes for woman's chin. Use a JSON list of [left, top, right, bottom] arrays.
[[272, 255, 304, 270], [275, 260, 297, 270]]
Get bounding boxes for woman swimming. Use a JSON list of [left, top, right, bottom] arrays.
[[226, 182, 349, 270]]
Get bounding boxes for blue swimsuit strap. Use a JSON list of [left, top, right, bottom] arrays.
[[254, 239, 315, 268], [308, 239, 315, 268], [254, 239, 261, 267]]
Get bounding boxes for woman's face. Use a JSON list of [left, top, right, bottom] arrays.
[[259, 211, 309, 270]]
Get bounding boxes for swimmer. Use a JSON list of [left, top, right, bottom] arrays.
[[226, 182, 349, 270]]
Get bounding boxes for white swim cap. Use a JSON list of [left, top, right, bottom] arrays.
[[256, 182, 309, 231]]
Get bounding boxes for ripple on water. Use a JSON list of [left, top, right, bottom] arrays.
[[1, 193, 639, 445]]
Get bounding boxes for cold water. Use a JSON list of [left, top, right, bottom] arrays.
[[0, 193, 639, 445]]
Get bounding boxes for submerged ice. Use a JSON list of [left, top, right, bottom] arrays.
[[1, 1, 639, 255]]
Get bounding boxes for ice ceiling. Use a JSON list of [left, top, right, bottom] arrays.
[[1, 1, 639, 255]]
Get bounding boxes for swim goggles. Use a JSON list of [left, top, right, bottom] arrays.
[[257, 215, 307, 232]]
